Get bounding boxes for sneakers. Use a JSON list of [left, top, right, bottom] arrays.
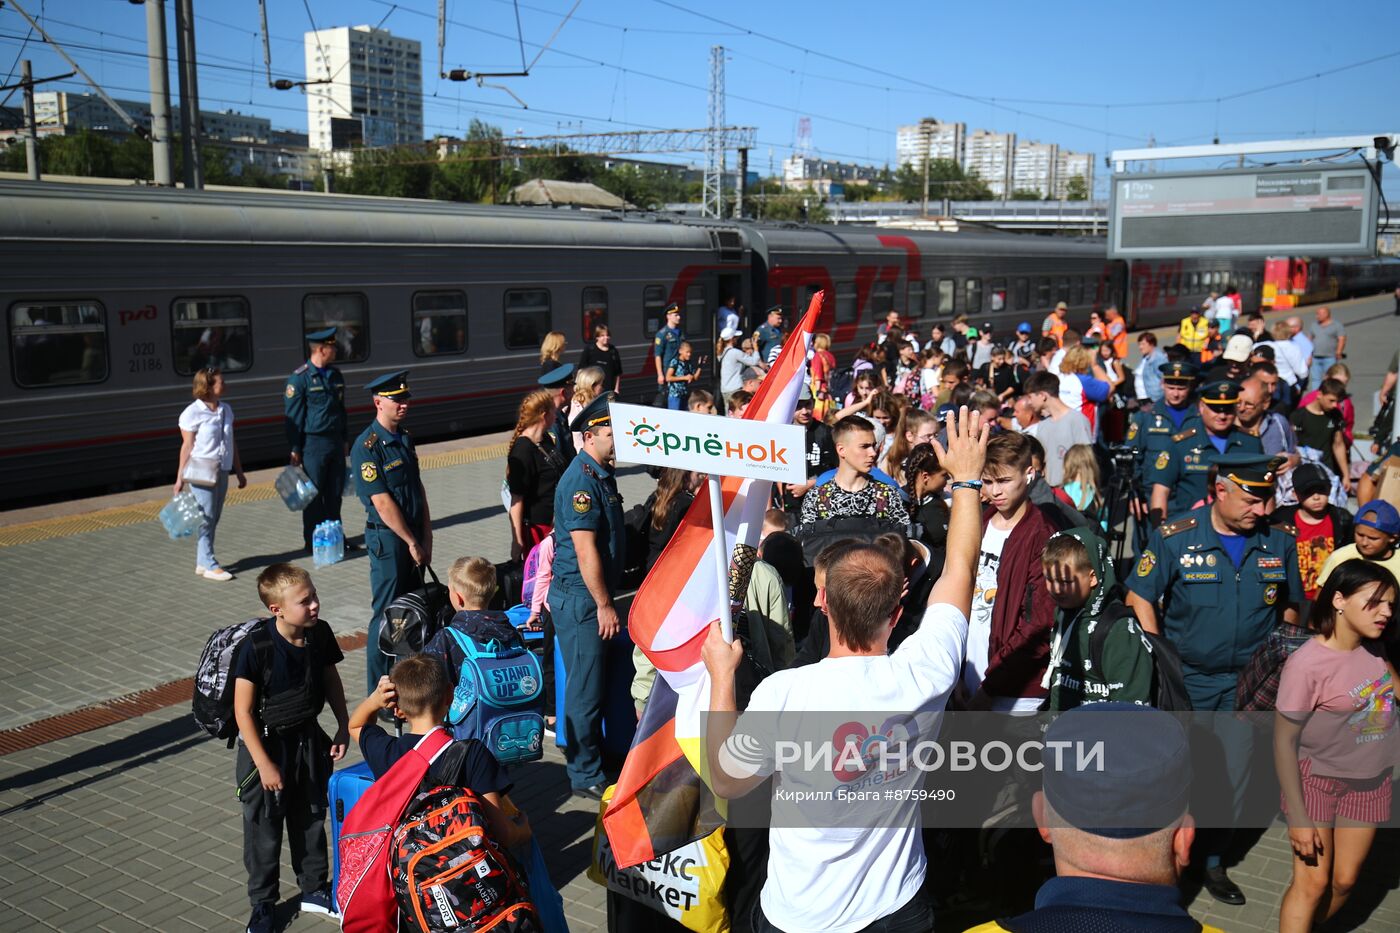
[[195, 565, 208, 576], [301, 886, 337, 916], [246, 901, 274, 933], [203, 567, 233, 581]]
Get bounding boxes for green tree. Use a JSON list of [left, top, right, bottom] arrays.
[[760, 193, 829, 223], [1063, 174, 1089, 201], [893, 158, 992, 202], [342, 146, 434, 198], [1010, 188, 1045, 201]]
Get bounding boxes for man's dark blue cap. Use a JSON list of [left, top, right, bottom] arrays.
[[538, 363, 575, 387], [1042, 702, 1191, 838], [365, 370, 411, 399], [1199, 379, 1242, 407], [306, 326, 337, 343], [1216, 452, 1282, 492], [665, 302, 681, 314], [767, 305, 784, 316], [1157, 360, 1198, 384], [569, 391, 614, 433]]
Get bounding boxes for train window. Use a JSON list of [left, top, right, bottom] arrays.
[[965, 279, 982, 314], [1056, 278, 1071, 305], [9, 300, 108, 387], [581, 287, 608, 342], [835, 282, 858, 324], [503, 288, 552, 350], [1014, 278, 1029, 310], [642, 285, 668, 337], [907, 279, 926, 319], [303, 293, 370, 361], [172, 297, 252, 375], [990, 278, 1007, 312], [1036, 278, 1051, 308], [411, 291, 468, 357], [871, 281, 894, 319], [803, 284, 823, 313], [684, 284, 707, 338], [936, 279, 955, 314], [1188, 272, 1199, 292], [1071, 278, 1084, 306]]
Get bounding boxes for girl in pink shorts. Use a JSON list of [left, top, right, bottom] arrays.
[[1275, 560, 1398, 933]]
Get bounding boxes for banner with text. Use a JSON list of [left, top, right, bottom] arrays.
[[610, 402, 805, 484]]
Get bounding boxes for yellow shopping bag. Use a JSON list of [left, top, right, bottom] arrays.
[[588, 786, 730, 933]]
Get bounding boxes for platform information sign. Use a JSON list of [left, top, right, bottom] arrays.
[[1108, 163, 1380, 259]]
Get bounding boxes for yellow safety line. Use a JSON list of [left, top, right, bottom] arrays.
[[0, 441, 509, 549]]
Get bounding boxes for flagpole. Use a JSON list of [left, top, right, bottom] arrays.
[[706, 474, 734, 642]]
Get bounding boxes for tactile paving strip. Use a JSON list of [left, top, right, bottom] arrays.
[[0, 632, 368, 757], [0, 442, 508, 549]]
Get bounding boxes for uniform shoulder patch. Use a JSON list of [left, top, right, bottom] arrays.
[[1135, 549, 1156, 577], [1126, 421, 1139, 441], [363, 433, 377, 449], [1161, 516, 1198, 538], [285, 384, 296, 398], [1271, 522, 1297, 536], [293, 363, 308, 374], [1154, 450, 1170, 471], [360, 461, 377, 483], [572, 491, 592, 514], [1172, 428, 1198, 443]]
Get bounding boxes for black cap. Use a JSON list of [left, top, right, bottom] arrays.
[[1292, 462, 1331, 500], [569, 391, 614, 434], [1216, 452, 1283, 492], [1198, 379, 1242, 407], [1042, 702, 1191, 838], [365, 370, 411, 400], [1158, 360, 1198, 385], [665, 302, 681, 315]]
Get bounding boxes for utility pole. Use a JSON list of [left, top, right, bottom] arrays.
[[0, 61, 76, 181], [702, 46, 725, 219], [735, 147, 748, 219], [144, 0, 175, 186], [173, 0, 202, 188]]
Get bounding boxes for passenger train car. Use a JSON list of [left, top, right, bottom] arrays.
[[0, 180, 1269, 502]]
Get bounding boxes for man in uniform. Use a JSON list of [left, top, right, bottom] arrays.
[[653, 303, 683, 400], [539, 363, 576, 461], [1147, 379, 1262, 525], [1126, 452, 1302, 905], [1125, 361, 1199, 495], [756, 305, 785, 362], [284, 326, 348, 553], [352, 370, 432, 692], [551, 392, 625, 800]]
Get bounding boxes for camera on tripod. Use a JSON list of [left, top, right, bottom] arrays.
[[1106, 444, 1142, 468]]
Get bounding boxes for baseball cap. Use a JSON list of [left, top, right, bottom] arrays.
[[1222, 334, 1254, 363], [965, 327, 980, 339], [720, 326, 738, 341], [1292, 463, 1331, 500], [1356, 500, 1400, 536], [1054, 301, 1068, 311], [1042, 702, 1191, 838], [1017, 321, 1033, 334]]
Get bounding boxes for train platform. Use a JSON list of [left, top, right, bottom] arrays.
[[1, 292, 1398, 931]]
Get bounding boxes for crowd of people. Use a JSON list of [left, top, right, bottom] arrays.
[[185, 294, 1400, 933]]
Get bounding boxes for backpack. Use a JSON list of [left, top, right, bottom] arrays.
[[378, 565, 454, 665], [1235, 623, 1313, 713], [445, 625, 545, 765], [391, 785, 541, 933], [338, 728, 455, 933], [192, 618, 273, 746], [1088, 605, 1194, 712], [519, 539, 545, 609], [826, 365, 854, 405]]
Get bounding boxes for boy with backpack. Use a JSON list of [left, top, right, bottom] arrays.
[[232, 564, 350, 933], [347, 656, 531, 848], [1040, 528, 1156, 711], [422, 556, 546, 764]]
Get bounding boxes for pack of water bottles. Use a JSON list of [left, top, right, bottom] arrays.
[[159, 491, 207, 540], [312, 520, 345, 566], [275, 464, 318, 511]]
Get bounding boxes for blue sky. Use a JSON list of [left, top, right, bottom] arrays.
[[3, 0, 1398, 193]]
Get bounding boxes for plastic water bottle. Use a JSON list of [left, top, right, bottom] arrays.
[[328, 520, 345, 564], [314, 522, 332, 566], [159, 491, 207, 539], [275, 464, 318, 511]]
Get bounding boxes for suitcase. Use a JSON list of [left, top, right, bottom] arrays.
[[553, 595, 637, 759], [491, 561, 525, 609], [328, 760, 375, 911]]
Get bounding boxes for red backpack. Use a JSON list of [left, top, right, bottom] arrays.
[[337, 728, 454, 933]]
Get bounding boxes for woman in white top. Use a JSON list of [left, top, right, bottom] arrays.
[[174, 367, 245, 580]]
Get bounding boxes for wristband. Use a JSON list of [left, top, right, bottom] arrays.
[[949, 480, 983, 492]]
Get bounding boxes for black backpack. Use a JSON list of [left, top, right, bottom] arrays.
[[1088, 604, 1193, 712], [377, 565, 454, 664], [192, 618, 273, 745], [826, 365, 854, 404]]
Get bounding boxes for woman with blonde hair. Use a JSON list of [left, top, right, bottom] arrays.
[[568, 366, 607, 451], [1061, 443, 1105, 527], [882, 408, 936, 485], [1057, 344, 1112, 434], [539, 331, 567, 376], [174, 367, 246, 581], [810, 333, 838, 420], [506, 388, 567, 560]]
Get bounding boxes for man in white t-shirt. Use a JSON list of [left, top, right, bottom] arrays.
[[703, 407, 989, 933], [1211, 289, 1236, 332]]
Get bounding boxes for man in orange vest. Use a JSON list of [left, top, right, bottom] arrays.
[[1042, 301, 1070, 348], [1198, 319, 1222, 364], [1105, 305, 1129, 359], [1176, 306, 1210, 365]]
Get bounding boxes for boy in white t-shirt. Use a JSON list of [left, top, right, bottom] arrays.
[[702, 407, 990, 933]]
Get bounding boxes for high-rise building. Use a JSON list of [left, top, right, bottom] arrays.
[[305, 26, 423, 152], [31, 91, 270, 142], [964, 130, 1015, 198], [1012, 140, 1059, 198], [896, 119, 966, 169], [1054, 150, 1095, 199]]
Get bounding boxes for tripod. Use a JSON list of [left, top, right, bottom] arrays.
[[1102, 447, 1149, 573]]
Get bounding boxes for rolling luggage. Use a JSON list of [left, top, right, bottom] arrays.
[[329, 760, 376, 911], [553, 614, 637, 759]]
